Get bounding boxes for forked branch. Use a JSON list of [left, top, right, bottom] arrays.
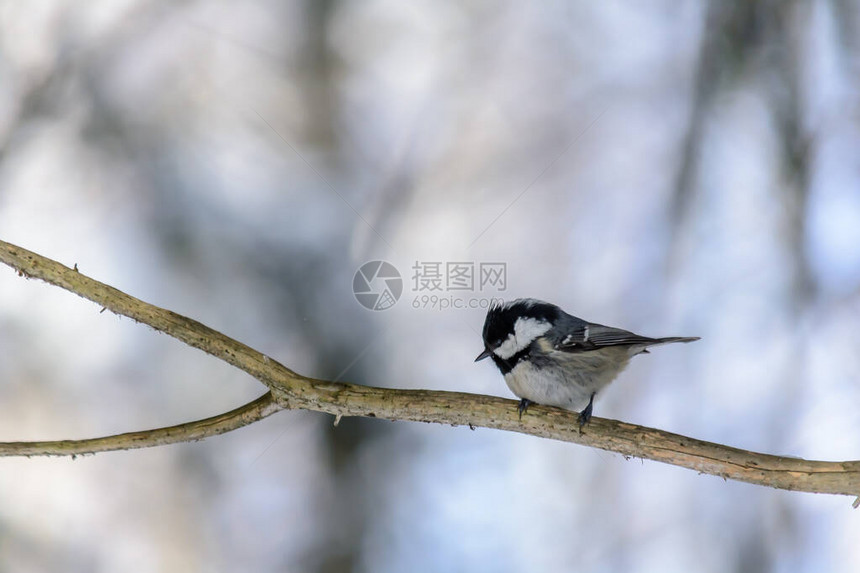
[[1, 239, 858, 500]]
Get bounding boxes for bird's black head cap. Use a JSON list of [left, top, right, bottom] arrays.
[[480, 298, 561, 350]]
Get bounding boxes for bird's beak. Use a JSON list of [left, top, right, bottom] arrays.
[[475, 348, 493, 362]]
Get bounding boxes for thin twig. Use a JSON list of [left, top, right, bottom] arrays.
[[1, 239, 859, 498], [0, 392, 280, 456]]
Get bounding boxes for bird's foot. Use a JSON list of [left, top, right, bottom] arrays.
[[517, 398, 533, 420], [577, 393, 595, 429]]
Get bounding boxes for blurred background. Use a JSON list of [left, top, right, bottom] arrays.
[[1, 1, 859, 571]]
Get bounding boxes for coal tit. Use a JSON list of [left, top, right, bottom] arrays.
[[475, 298, 699, 426]]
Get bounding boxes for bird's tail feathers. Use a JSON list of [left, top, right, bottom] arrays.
[[652, 336, 700, 345], [632, 336, 699, 354]]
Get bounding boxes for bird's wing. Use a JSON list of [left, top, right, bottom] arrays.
[[553, 322, 657, 352]]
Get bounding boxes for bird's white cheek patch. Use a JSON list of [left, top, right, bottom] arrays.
[[495, 334, 520, 359], [494, 318, 551, 359]]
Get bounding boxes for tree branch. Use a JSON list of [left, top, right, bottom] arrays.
[[0, 392, 281, 456], [1, 239, 859, 499]]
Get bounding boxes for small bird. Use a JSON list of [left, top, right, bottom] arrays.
[[475, 298, 699, 426]]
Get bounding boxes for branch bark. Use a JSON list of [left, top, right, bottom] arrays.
[[1, 239, 859, 499]]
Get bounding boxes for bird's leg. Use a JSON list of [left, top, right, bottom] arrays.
[[517, 398, 533, 420], [578, 393, 595, 428]]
